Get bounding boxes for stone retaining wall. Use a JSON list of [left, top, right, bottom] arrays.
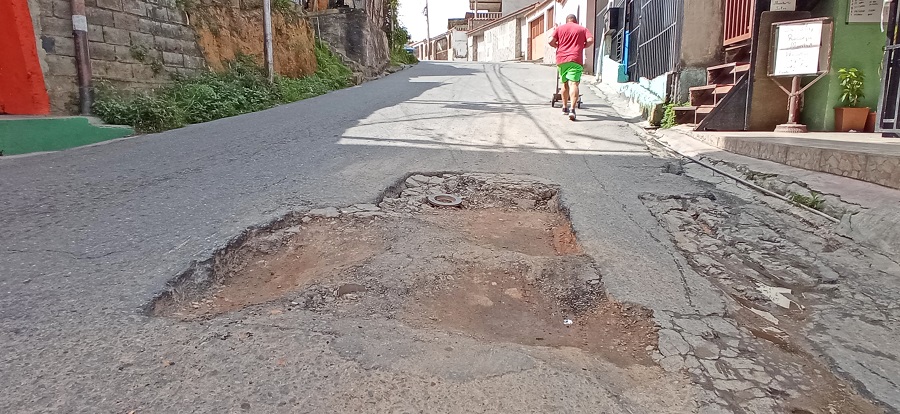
[[311, 8, 389, 79], [31, 0, 320, 114], [34, 0, 206, 113]]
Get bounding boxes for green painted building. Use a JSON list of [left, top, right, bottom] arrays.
[[801, 0, 888, 131]]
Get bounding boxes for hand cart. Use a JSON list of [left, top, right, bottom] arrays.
[[551, 75, 583, 109]]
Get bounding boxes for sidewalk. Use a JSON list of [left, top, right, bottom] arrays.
[[686, 130, 900, 190], [653, 127, 900, 255]]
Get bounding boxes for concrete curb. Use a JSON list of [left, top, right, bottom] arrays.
[[587, 79, 900, 255], [652, 127, 900, 256]]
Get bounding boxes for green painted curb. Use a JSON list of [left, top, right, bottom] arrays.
[[0, 117, 135, 156]]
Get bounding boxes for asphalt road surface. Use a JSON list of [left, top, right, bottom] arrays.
[[1, 62, 896, 413]]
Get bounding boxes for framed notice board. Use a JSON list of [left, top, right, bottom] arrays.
[[768, 18, 834, 77]]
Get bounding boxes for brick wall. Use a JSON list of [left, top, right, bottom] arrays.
[[35, 0, 206, 113]]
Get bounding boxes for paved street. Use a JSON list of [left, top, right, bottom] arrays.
[[1, 62, 898, 413]]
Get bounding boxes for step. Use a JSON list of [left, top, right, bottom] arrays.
[[696, 105, 716, 115], [695, 106, 715, 124], [706, 67, 750, 85], [724, 42, 751, 52], [707, 61, 750, 72], [674, 106, 698, 124], [734, 63, 751, 73], [707, 62, 751, 84], [688, 84, 717, 106], [714, 84, 734, 95], [689, 84, 717, 93]]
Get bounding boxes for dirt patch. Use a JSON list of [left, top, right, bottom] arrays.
[[423, 209, 581, 256], [152, 219, 385, 318], [191, 4, 317, 77], [405, 264, 656, 366], [151, 173, 657, 368]]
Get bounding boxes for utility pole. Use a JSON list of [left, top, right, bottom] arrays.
[[263, 0, 275, 83], [70, 0, 93, 115], [424, 0, 432, 60]]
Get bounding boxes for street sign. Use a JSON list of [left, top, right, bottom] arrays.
[[769, 18, 833, 77], [768, 18, 835, 133]]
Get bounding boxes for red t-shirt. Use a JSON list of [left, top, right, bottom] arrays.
[[553, 23, 590, 65]]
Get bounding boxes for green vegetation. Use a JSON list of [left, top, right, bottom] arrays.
[[838, 68, 865, 107], [391, 48, 418, 66], [743, 170, 777, 181], [174, 0, 196, 12], [789, 191, 825, 211], [272, 0, 301, 19], [387, 0, 418, 66], [660, 101, 688, 129], [93, 42, 351, 133]]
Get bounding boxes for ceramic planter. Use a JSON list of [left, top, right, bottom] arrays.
[[834, 107, 870, 132], [865, 111, 877, 133]]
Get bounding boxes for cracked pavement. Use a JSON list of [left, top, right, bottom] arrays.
[[1, 62, 897, 413]]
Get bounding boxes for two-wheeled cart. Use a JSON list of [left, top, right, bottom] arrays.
[[550, 75, 583, 109]]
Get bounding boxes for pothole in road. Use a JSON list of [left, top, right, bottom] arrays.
[[150, 173, 657, 365]]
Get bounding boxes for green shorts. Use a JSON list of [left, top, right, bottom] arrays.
[[558, 62, 584, 83]]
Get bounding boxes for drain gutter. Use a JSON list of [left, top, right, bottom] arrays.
[[651, 135, 841, 224]]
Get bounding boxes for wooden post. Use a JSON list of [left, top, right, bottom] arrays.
[[773, 76, 808, 133], [263, 0, 274, 83], [425, 0, 432, 60], [787, 76, 800, 124]]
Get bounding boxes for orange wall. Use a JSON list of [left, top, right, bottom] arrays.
[[0, 0, 51, 115]]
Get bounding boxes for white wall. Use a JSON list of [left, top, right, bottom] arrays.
[[476, 18, 522, 62], [520, 18, 529, 59], [555, 0, 588, 27], [451, 30, 469, 61]]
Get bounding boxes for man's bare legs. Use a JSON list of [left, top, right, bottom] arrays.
[[566, 81, 580, 120], [561, 81, 570, 112], [568, 81, 580, 110]]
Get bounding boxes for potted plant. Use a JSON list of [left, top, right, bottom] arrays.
[[834, 68, 869, 132]]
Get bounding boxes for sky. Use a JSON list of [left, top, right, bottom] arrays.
[[398, 0, 470, 42]]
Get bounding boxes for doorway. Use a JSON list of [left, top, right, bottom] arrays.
[[529, 16, 546, 62], [878, 0, 900, 136]]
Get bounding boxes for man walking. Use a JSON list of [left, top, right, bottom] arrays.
[[550, 14, 593, 121]]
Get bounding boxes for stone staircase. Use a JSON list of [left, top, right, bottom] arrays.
[[674, 62, 751, 125]]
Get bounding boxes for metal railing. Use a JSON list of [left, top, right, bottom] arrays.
[[629, 0, 682, 80], [608, 0, 682, 81], [724, 0, 755, 45], [472, 12, 503, 20], [877, 0, 900, 134], [467, 13, 503, 30]]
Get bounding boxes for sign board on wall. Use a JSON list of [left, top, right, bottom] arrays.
[[771, 0, 797, 12], [769, 18, 834, 77], [848, 0, 884, 23]]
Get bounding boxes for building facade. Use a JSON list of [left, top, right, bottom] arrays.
[[598, 0, 898, 134]]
